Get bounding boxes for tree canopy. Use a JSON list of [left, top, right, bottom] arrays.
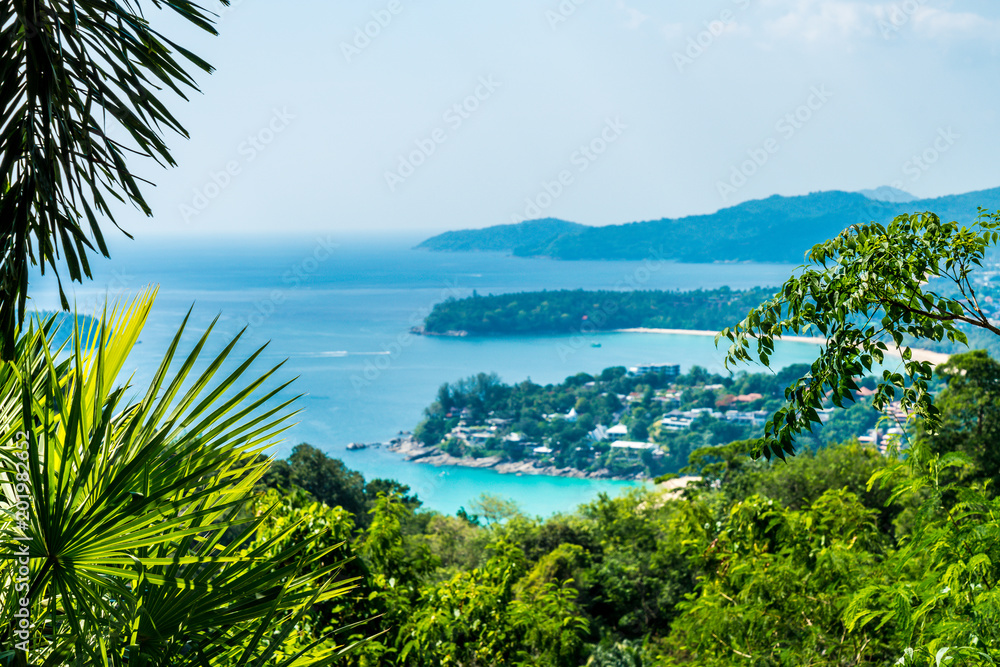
[[719, 211, 1000, 460]]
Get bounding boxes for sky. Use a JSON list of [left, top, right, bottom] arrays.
[[115, 0, 1000, 239]]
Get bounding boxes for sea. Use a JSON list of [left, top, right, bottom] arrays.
[[28, 234, 830, 517]]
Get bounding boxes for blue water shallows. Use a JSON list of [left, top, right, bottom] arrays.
[[29, 237, 825, 516]]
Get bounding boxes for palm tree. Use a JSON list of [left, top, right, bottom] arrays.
[[0, 292, 360, 665], [1, 0, 229, 357], [0, 3, 368, 663]]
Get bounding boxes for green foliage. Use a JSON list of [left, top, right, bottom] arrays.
[[399, 541, 589, 666], [0, 296, 358, 665], [0, 0, 228, 356], [240, 412, 1000, 664], [924, 349, 1000, 488], [266, 444, 368, 519], [262, 443, 420, 527], [667, 490, 887, 665], [423, 287, 777, 335], [844, 447, 1000, 664], [720, 211, 1000, 460]]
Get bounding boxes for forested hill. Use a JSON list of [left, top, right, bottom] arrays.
[[420, 287, 777, 335], [415, 217, 585, 252], [416, 186, 1000, 262]]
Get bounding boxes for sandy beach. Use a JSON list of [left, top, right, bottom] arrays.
[[615, 327, 951, 366]]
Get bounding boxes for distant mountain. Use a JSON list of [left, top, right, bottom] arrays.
[[414, 218, 586, 253], [416, 187, 1000, 263], [858, 186, 917, 203]]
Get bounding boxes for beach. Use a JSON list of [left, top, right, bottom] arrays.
[[615, 328, 951, 366]]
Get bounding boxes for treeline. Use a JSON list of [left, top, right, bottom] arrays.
[[422, 287, 778, 335], [259, 349, 1000, 665]]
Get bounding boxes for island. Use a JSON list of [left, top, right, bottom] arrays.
[[415, 286, 778, 336], [392, 364, 903, 480], [416, 186, 1000, 263]]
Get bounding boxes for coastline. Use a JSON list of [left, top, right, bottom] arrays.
[[385, 437, 647, 482], [614, 327, 951, 365]]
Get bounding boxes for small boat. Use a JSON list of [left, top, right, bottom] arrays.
[[345, 442, 368, 451], [591, 342, 602, 348]]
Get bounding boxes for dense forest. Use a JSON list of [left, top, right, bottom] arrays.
[[421, 287, 778, 335], [252, 349, 1000, 665], [417, 187, 1000, 262]]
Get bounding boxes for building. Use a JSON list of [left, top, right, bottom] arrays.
[[627, 363, 681, 378], [661, 416, 694, 431], [606, 423, 629, 437], [610, 440, 663, 457]]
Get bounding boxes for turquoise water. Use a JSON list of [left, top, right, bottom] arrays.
[[29, 236, 824, 516]]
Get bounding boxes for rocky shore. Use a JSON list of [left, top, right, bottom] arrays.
[[386, 436, 646, 481]]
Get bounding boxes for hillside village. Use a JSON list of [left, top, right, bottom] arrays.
[[402, 362, 915, 479]]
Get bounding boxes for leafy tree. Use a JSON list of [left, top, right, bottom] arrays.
[[399, 541, 589, 666], [264, 443, 368, 521], [1, 0, 229, 356], [719, 211, 1000, 460], [845, 446, 1000, 664], [469, 493, 523, 525], [365, 478, 422, 511], [668, 490, 888, 665], [924, 349, 1000, 487]]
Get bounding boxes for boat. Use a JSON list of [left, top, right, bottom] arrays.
[[345, 442, 368, 451], [591, 342, 602, 348]]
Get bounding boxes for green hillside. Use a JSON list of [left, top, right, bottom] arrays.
[[415, 217, 586, 252], [417, 187, 1000, 262]]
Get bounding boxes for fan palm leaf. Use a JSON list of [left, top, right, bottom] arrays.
[[0, 290, 360, 665]]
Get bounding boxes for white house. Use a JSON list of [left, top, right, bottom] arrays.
[[606, 423, 629, 437]]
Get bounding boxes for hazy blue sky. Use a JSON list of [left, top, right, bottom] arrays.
[[123, 0, 1000, 238]]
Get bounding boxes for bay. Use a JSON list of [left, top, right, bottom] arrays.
[[29, 235, 823, 516]]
